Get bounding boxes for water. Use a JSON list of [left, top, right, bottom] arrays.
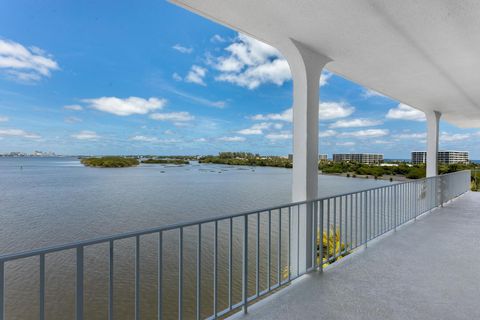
[[0, 157, 392, 319]]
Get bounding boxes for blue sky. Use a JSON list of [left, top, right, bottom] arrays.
[[0, 0, 479, 158]]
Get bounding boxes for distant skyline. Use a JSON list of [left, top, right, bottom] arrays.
[[1, 1, 479, 158]]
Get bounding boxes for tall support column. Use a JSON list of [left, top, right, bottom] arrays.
[[426, 110, 441, 177], [280, 39, 330, 274]]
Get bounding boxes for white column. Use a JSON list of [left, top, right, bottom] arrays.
[[426, 110, 441, 177], [280, 39, 330, 274]]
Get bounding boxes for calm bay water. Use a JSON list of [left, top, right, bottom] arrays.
[[0, 157, 392, 319]]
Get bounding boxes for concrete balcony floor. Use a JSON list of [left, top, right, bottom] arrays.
[[238, 192, 480, 320]]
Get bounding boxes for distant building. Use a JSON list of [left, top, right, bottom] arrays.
[[288, 153, 328, 162], [333, 153, 383, 164], [411, 151, 469, 165]]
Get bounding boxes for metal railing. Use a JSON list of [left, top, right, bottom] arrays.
[[0, 171, 470, 320]]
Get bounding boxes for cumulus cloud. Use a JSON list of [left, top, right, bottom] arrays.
[[64, 104, 83, 111], [64, 116, 82, 124], [340, 129, 389, 138], [440, 132, 471, 142], [336, 141, 355, 146], [395, 132, 427, 139], [319, 130, 337, 138], [210, 34, 226, 43], [329, 118, 382, 128], [0, 116, 8, 122], [0, 128, 40, 139], [237, 122, 273, 135], [218, 136, 246, 142], [319, 102, 355, 120], [149, 112, 194, 122], [213, 33, 333, 89], [172, 44, 193, 54], [362, 89, 387, 99], [185, 65, 207, 86], [265, 132, 292, 140], [172, 73, 182, 81], [71, 130, 99, 140], [83, 96, 166, 116], [0, 38, 59, 82], [251, 102, 353, 123], [386, 103, 425, 121]]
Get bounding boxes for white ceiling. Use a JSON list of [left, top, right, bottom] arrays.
[[170, 0, 480, 128]]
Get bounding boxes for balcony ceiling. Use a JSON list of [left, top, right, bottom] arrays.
[[170, 0, 480, 128]]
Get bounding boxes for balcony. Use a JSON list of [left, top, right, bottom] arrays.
[[240, 185, 480, 320], [0, 171, 471, 319]]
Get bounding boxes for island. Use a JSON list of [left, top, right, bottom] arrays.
[[80, 156, 139, 168], [141, 158, 190, 165]]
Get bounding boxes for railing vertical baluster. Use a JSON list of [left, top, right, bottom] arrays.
[[40, 254, 45, 320], [135, 236, 140, 320], [355, 194, 358, 248], [109, 241, 114, 320], [339, 196, 342, 257], [228, 218, 232, 310], [213, 221, 218, 317], [242, 215, 248, 314], [327, 199, 330, 261], [364, 192, 368, 247], [333, 197, 337, 260], [76, 246, 84, 320], [159, 232, 163, 320], [178, 228, 183, 320], [278, 210, 282, 283], [268, 210, 271, 290], [288, 207, 291, 281], [296, 205, 300, 275], [196, 226, 200, 320], [350, 194, 353, 250], [256, 213, 260, 296], [319, 200, 324, 270]]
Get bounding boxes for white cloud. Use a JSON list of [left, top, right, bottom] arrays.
[[0, 116, 8, 122], [440, 132, 471, 142], [237, 122, 272, 135], [320, 71, 332, 87], [149, 112, 194, 122], [251, 102, 353, 123], [0, 128, 40, 139], [172, 44, 193, 54], [329, 118, 382, 128], [185, 65, 207, 86], [319, 130, 337, 138], [172, 73, 182, 81], [218, 136, 246, 142], [251, 108, 292, 122], [64, 104, 83, 111], [319, 102, 355, 120], [373, 140, 391, 144], [395, 132, 427, 139], [386, 103, 425, 121], [336, 141, 355, 146], [130, 135, 158, 142], [213, 33, 333, 89], [211, 34, 226, 43], [71, 130, 99, 140], [340, 129, 389, 138], [83, 96, 166, 116], [266, 132, 292, 140], [64, 116, 82, 124], [0, 38, 59, 82], [194, 138, 207, 142], [362, 89, 386, 99]]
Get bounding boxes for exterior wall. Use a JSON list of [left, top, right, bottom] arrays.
[[411, 151, 469, 164], [319, 154, 328, 161], [332, 153, 383, 164]]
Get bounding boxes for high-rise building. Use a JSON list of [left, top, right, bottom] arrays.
[[332, 153, 383, 164], [288, 154, 329, 162], [411, 151, 469, 164]]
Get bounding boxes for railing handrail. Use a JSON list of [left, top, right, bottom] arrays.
[[0, 170, 470, 263]]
